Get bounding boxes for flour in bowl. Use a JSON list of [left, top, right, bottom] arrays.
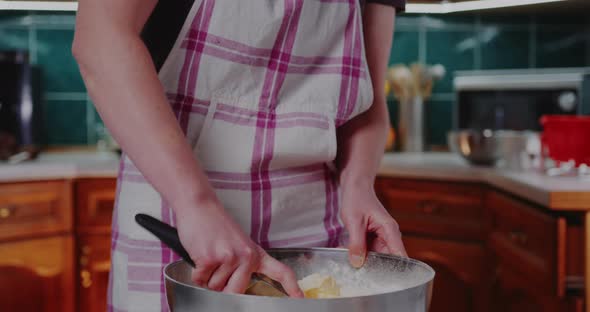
[[295, 259, 406, 298]]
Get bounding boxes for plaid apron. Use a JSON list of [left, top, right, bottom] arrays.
[[107, 0, 373, 310]]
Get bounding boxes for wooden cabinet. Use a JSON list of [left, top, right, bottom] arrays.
[[487, 190, 567, 297], [0, 178, 117, 312], [77, 234, 111, 312], [75, 178, 116, 312], [0, 180, 74, 312], [0, 235, 75, 312], [489, 265, 562, 312], [75, 178, 117, 235], [376, 177, 585, 312], [375, 177, 485, 241], [375, 178, 488, 312], [0, 180, 72, 241], [404, 236, 487, 312]]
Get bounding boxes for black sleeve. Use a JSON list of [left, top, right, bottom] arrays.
[[365, 0, 406, 12], [141, 0, 195, 72]]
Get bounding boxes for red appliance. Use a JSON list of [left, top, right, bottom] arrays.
[[540, 115, 590, 166]]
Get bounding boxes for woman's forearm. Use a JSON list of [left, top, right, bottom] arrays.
[[337, 4, 396, 189], [73, 0, 218, 213]]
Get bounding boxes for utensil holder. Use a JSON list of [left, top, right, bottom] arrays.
[[398, 96, 424, 152]]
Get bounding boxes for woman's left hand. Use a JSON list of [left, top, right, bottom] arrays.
[[340, 182, 407, 268]]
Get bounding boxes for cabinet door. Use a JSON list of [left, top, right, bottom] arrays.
[[78, 234, 111, 312], [404, 235, 486, 312], [75, 178, 116, 235], [490, 265, 563, 312], [0, 236, 75, 312]]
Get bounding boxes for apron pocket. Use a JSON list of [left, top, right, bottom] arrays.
[[193, 96, 260, 172]]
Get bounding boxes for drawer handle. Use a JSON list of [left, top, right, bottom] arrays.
[[419, 200, 442, 214], [81, 270, 93, 288], [0, 206, 15, 219], [508, 231, 528, 245]]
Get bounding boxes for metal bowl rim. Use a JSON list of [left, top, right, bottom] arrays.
[[163, 247, 435, 301]]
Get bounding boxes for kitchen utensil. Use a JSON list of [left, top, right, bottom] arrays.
[[448, 129, 539, 168], [541, 115, 590, 166], [410, 63, 424, 98], [447, 129, 502, 166], [387, 65, 413, 102], [399, 96, 425, 152], [134, 213, 289, 297]]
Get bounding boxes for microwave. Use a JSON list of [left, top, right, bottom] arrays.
[[453, 68, 590, 131]]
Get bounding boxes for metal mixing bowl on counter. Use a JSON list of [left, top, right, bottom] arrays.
[[448, 129, 539, 167], [164, 248, 435, 312]]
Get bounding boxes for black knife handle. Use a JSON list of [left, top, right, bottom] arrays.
[[135, 213, 195, 267]]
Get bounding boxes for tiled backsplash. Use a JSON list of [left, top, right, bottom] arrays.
[[0, 11, 589, 147], [389, 13, 590, 147]]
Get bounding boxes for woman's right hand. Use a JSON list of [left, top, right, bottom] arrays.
[[175, 199, 304, 298]]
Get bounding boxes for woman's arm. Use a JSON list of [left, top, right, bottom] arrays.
[[73, 0, 211, 217], [337, 3, 407, 267], [73, 0, 302, 296]]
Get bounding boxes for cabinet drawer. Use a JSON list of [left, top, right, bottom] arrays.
[[75, 179, 116, 234], [0, 235, 75, 312], [0, 181, 72, 241], [487, 190, 566, 297], [375, 178, 485, 240]]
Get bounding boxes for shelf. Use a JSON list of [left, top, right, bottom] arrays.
[[0, 1, 77, 11], [405, 0, 569, 14], [0, 0, 575, 13]]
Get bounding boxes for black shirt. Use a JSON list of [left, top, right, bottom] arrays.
[[143, 0, 406, 72]]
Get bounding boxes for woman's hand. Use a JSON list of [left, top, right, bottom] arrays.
[[175, 198, 304, 297], [340, 181, 407, 268]]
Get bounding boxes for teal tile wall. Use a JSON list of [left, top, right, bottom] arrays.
[[0, 11, 588, 146], [389, 12, 590, 148], [0, 12, 93, 145]]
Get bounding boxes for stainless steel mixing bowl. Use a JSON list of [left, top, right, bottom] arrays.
[[164, 248, 435, 312], [448, 129, 502, 165], [448, 129, 539, 167]]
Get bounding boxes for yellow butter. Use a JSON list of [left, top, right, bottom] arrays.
[[297, 273, 341, 299]]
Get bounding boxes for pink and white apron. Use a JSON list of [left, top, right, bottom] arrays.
[[108, 0, 374, 310]]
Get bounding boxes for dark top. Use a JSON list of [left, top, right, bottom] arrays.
[[142, 0, 406, 72]]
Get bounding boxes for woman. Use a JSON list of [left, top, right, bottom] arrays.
[[73, 0, 406, 310]]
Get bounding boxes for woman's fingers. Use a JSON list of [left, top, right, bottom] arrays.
[[343, 214, 368, 268], [382, 221, 407, 257], [190, 260, 217, 287], [223, 264, 253, 294], [258, 254, 304, 298], [207, 261, 239, 291]]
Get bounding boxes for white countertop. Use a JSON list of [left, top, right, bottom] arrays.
[[0, 151, 120, 182], [379, 153, 590, 210], [1, 151, 588, 210]]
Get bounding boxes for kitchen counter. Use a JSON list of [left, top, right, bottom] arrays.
[[379, 153, 590, 210], [0, 150, 120, 182], [1, 150, 588, 210]]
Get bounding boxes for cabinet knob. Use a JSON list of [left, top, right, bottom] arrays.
[[82, 245, 92, 255], [508, 231, 528, 245], [419, 200, 442, 214], [0, 206, 14, 219], [81, 270, 93, 288]]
